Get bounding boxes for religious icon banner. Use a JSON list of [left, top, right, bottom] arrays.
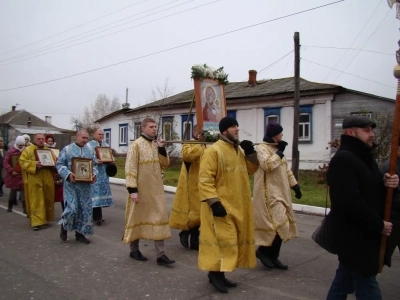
[[194, 78, 226, 132]]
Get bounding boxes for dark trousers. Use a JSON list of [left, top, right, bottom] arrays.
[[258, 234, 283, 260], [326, 262, 382, 300], [93, 207, 103, 221]]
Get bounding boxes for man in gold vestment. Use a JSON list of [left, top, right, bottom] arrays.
[[169, 125, 205, 250], [123, 118, 175, 265], [253, 122, 301, 270], [20, 134, 55, 231], [198, 117, 259, 294]]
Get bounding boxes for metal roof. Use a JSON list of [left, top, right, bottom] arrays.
[[11, 125, 63, 134]]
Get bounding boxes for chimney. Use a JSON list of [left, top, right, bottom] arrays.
[[45, 116, 52, 124], [11, 105, 16, 111], [27, 117, 32, 128], [248, 70, 257, 86], [122, 87, 130, 109]]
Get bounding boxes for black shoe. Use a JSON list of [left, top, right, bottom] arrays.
[[129, 250, 148, 261], [222, 273, 237, 287], [208, 272, 228, 293], [60, 225, 67, 241], [75, 233, 90, 244], [272, 258, 288, 270], [32, 226, 40, 231], [179, 231, 190, 249], [256, 250, 275, 268], [7, 207, 12, 212], [157, 254, 175, 265], [96, 220, 102, 226]]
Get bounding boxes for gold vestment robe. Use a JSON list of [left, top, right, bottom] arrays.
[[20, 144, 55, 227], [122, 137, 171, 242], [198, 139, 258, 272], [169, 143, 205, 230], [253, 143, 298, 246]]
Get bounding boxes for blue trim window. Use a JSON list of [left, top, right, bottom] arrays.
[[299, 105, 313, 142], [103, 128, 111, 145], [162, 116, 174, 141], [181, 114, 194, 140], [263, 107, 281, 135], [227, 110, 237, 119], [119, 123, 128, 145]]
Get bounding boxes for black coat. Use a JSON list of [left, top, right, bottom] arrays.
[[327, 135, 385, 276]]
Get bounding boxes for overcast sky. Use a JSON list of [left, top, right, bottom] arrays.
[[0, 0, 398, 129]]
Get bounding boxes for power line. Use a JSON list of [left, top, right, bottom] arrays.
[[0, 0, 210, 67], [0, 0, 185, 63], [0, 0, 150, 56], [276, 51, 293, 78], [258, 51, 293, 75], [0, 0, 345, 92], [322, 0, 382, 82], [303, 45, 394, 56], [302, 58, 396, 89], [332, 7, 392, 83]]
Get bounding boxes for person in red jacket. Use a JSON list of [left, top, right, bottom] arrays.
[[4, 136, 25, 213]]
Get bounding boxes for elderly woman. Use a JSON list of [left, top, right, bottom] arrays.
[[3, 136, 25, 212]]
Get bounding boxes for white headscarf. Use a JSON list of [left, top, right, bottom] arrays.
[[14, 136, 25, 152]]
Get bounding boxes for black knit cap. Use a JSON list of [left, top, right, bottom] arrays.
[[219, 116, 239, 133], [266, 122, 283, 138]]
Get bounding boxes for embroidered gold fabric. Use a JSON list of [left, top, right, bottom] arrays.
[[253, 143, 298, 246], [20, 144, 55, 227], [198, 140, 258, 272], [122, 137, 171, 242], [169, 143, 206, 230]]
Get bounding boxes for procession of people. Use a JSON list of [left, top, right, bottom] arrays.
[[1, 114, 399, 298]]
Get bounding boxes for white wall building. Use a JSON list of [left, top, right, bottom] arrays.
[[96, 73, 394, 170]]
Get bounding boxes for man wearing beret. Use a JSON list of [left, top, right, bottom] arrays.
[[253, 122, 301, 271], [197, 116, 259, 294], [326, 115, 398, 299], [89, 129, 115, 226]]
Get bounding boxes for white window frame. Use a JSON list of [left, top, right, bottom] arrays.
[[266, 114, 279, 124], [104, 130, 111, 145], [163, 119, 173, 141], [299, 113, 311, 141], [134, 122, 141, 140], [119, 124, 128, 145]]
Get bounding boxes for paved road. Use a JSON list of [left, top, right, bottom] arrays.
[[0, 185, 399, 300]]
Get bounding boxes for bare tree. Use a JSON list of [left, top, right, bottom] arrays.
[[71, 94, 120, 134]]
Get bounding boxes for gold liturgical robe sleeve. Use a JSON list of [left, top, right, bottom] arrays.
[[19, 146, 38, 174], [125, 142, 139, 189], [257, 143, 282, 172], [198, 148, 219, 201]]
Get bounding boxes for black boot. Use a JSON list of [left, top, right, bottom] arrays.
[[7, 199, 13, 212], [189, 226, 200, 250], [256, 248, 275, 268], [208, 272, 228, 293], [60, 225, 67, 241], [222, 272, 237, 287], [271, 258, 288, 270], [179, 230, 190, 249], [75, 232, 90, 244]]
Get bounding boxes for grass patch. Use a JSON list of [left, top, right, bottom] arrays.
[[115, 157, 328, 208]]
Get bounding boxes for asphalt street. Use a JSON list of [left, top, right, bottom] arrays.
[[0, 185, 399, 300]]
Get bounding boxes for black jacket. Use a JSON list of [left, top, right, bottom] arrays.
[[327, 135, 385, 276]]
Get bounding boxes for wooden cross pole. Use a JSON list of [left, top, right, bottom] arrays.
[[378, 62, 400, 273]]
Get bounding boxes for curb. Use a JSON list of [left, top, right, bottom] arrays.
[[109, 178, 329, 216]]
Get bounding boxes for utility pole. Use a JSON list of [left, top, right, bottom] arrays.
[[291, 32, 300, 180]]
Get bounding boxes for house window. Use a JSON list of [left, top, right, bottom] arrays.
[[299, 105, 313, 142], [181, 114, 194, 140], [227, 110, 237, 119], [162, 117, 174, 141], [119, 123, 128, 145], [350, 111, 373, 119], [263, 107, 281, 135], [134, 122, 141, 140], [104, 128, 111, 145]]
